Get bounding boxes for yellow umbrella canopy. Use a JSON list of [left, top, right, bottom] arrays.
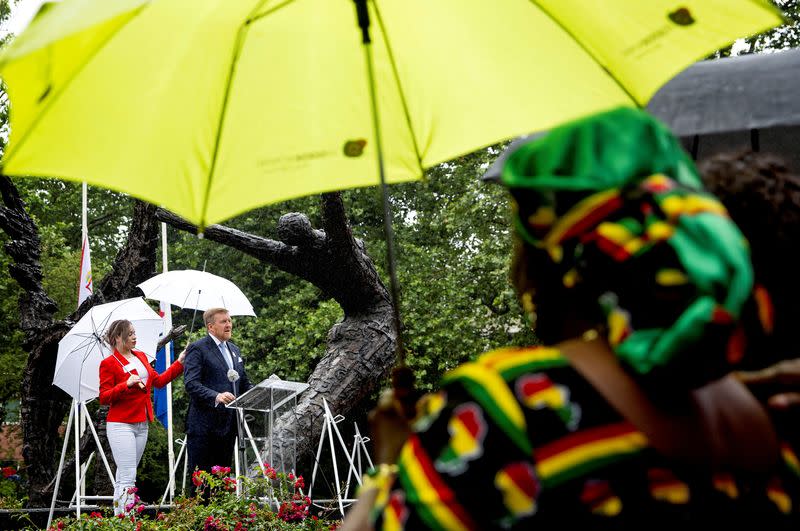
[[0, 0, 782, 228]]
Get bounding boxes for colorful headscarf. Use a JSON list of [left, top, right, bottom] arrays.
[[501, 107, 754, 388]]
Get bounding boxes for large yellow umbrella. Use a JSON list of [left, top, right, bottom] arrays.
[[0, 0, 782, 370], [0, 0, 782, 228]]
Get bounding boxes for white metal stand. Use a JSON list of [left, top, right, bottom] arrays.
[[47, 400, 116, 529], [160, 436, 188, 504], [308, 399, 372, 517]]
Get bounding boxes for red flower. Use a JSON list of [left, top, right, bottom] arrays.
[[223, 476, 237, 491], [89, 512, 103, 519], [2, 466, 17, 478], [204, 515, 229, 531]]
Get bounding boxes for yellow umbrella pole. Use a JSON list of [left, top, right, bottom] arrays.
[[353, 0, 417, 417]]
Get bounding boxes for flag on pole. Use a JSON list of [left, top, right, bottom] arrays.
[[77, 233, 93, 306], [154, 300, 173, 429]]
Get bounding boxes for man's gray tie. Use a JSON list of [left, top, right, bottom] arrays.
[[219, 341, 234, 370]]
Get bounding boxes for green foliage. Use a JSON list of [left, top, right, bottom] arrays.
[[747, 0, 800, 52], [714, 0, 800, 57], [236, 287, 342, 383]]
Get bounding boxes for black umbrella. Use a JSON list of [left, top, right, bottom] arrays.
[[482, 48, 800, 180]]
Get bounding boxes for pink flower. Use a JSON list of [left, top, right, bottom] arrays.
[[136, 504, 145, 514], [211, 465, 231, 477], [127, 486, 138, 494]]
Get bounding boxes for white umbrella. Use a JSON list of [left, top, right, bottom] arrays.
[[137, 269, 255, 317], [54, 297, 163, 402]]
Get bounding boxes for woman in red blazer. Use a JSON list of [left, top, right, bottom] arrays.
[[99, 319, 185, 515]]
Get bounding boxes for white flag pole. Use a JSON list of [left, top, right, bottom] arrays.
[[162, 222, 176, 502], [81, 183, 88, 243]]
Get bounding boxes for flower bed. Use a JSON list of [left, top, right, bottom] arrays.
[[42, 465, 340, 531]]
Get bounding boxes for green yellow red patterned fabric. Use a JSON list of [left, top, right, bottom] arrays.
[[370, 346, 800, 529], [500, 107, 754, 385]]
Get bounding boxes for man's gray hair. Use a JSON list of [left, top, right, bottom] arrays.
[[203, 308, 230, 326]]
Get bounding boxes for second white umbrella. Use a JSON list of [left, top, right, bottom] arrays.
[[137, 269, 255, 317]]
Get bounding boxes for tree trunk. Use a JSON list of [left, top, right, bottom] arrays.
[[1, 177, 160, 505], [156, 192, 398, 470]]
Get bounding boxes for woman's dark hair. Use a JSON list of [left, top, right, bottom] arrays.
[[104, 319, 132, 348], [698, 150, 800, 366], [510, 237, 605, 344]]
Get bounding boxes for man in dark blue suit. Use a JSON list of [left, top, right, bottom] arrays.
[[184, 308, 252, 484]]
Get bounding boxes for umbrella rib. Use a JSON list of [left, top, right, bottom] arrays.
[[201, 0, 293, 229], [1, 5, 149, 168], [180, 286, 196, 309], [247, 0, 297, 24], [528, 1, 639, 105], [371, 2, 424, 171]]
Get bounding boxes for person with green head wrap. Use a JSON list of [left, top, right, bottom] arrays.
[[341, 107, 800, 530]]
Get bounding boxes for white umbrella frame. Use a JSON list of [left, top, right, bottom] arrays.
[[54, 297, 163, 402]]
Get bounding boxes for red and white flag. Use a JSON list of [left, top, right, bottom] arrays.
[[78, 234, 93, 306]]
